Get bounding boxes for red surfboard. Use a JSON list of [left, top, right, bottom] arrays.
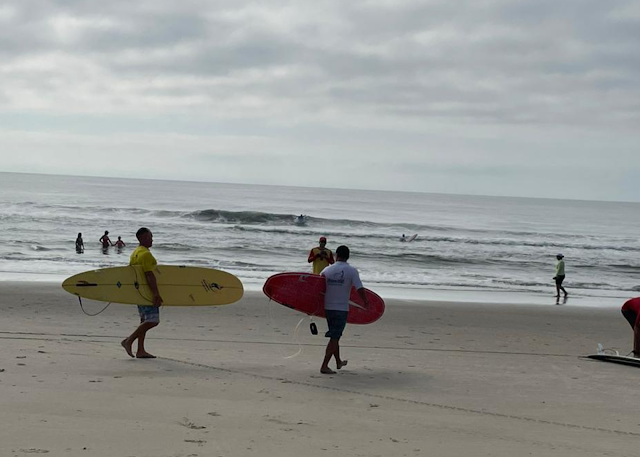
[[263, 272, 385, 324]]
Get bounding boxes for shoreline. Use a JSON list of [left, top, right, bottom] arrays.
[[0, 276, 628, 308]]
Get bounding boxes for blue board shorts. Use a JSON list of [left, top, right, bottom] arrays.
[[138, 305, 160, 324], [325, 310, 348, 339]]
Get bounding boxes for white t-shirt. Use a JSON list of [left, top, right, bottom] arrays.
[[321, 261, 363, 312]]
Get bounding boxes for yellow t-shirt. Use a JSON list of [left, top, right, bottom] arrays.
[[308, 247, 334, 275], [130, 246, 157, 272]]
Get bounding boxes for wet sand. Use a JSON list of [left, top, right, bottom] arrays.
[[0, 282, 637, 457]]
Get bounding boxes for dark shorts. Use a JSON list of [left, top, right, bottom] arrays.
[[622, 309, 637, 329], [555, 275, 565, 286], [325, 310, 348, 339], [138, 305, 160, 324]]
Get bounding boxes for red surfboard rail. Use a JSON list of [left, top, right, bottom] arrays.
[[262, 272, 385, 325]]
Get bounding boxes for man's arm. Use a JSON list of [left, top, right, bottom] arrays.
[[145, 271, 163, 307], [357, 287, 369, 306], [308, 249, 316, 263], [633, 326, 640, 357]]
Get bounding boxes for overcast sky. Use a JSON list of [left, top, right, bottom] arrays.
[[1, 0, 639, 201]]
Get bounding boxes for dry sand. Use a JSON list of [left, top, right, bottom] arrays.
[[0, 282, 638, 457]]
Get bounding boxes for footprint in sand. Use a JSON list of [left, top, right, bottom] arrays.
[[179, 417, 206, 430], [184, 439, 206, 446]]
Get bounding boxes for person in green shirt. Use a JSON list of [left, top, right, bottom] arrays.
[[553, 254, 568, 298], [121, 227, 163, 359]]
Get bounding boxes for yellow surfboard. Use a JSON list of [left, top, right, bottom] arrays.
[[62, 265, 244, 306]]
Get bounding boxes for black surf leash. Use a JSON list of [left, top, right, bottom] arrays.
[[78, 296, 112, 316]]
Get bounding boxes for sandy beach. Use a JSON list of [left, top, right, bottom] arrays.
[[1, 282, 638, 457]]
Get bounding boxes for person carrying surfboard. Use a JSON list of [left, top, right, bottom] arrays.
[[621, 297, 640, 357], [319, 245, 368, 374], [308, 236, 335, 274], [121, 227, 163, 359]]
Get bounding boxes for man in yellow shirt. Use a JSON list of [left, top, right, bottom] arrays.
[[121, 227, 163, 359], [308, 236, 335, 274]]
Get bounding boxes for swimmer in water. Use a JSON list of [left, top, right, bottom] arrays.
[[99, 231, 113, 248]]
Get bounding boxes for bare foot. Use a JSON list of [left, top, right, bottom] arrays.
[[337, 360, 348, 370], [136, 352, 156, 359], [121, 339, 134, 358], [320, 368, 336, 374]]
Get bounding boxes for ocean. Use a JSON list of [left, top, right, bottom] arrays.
[[1, 171, 639, 306]]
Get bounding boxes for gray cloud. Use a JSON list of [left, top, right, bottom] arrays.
[[0, 0, 639, 200]]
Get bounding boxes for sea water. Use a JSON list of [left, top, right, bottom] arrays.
[[1, 171, 639, 306]]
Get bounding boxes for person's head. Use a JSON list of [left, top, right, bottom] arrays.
[[77, 233, 82, 238], [104, 230, 109, 235], [319, 236, 327, 247], [118, 236, 122, 240], [556, 253, 564, 260], [336, 245, 350, 261], [136, 227, 153, 247]]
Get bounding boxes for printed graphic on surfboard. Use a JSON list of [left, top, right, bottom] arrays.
[[62, 265, 244, 306], [263, 272, 385, 324]]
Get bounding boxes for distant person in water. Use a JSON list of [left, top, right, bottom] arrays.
[[400, 234, 407, 242], [114, 236, 126, 248], [320, 245, 368, 374], [75, 233, 84, 253], [621, 297, 640, 357], [99, 230, 113, 248], [121, 227, 163, 359], [308, 236, 335, 274], [553, 254, 568, 298]]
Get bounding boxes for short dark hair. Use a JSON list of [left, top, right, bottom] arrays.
[[336, 245, 350, 260], [136, 227, 150, 241]]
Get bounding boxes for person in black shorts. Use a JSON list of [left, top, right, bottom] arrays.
[[553, 254, 568, 298]]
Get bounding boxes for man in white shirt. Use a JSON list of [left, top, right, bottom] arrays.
[[320, 245, 368, 374]]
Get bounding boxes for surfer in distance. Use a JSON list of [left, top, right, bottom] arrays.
[[621, 298, 640, 357], [99, 230, 113, 248], [400, 234, 406, 242], [75, 233, 84, 253], [308, 236, 335, 274], [553, 254, 568, 299], [319, 245, 368, 374], [121, 227, 164, 359]]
